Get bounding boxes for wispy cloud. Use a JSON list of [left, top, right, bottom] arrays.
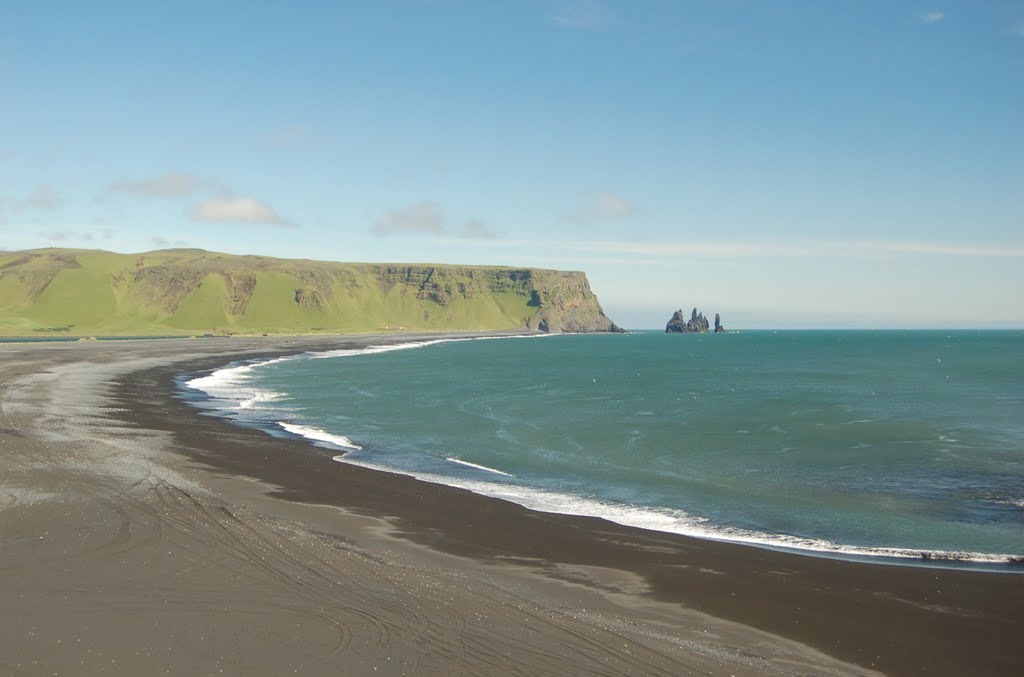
[[108, 172, 200, 197], [549, 1, 614, 30], [581, 239, 1024, 259], [1011, 24, 1024, 37], [566, 192, 634, 222], [151, 236, 190, 249], [266, 126, 309, 147], [920, 11, 945, 25], [454, 237, 1024, 260], [459, 219, 499, 239], [190, 196, 293, 226], [36, 227, 114, 244], [370, 202, 446, 237], [501, 239, 820, 259], [370, 203, 499, 239], [852, 241, 1024, 257], [0, 225, 115, 250], [0, 185, 65, 216]]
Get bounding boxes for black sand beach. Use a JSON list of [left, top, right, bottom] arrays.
[[1, 335, 1022, 675]]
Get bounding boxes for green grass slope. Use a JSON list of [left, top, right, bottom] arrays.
[[0, 248, 621, 337]]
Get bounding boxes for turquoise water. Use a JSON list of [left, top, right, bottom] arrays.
[[185, 331, 1024, 566]]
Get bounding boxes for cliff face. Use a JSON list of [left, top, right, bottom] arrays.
[[0, 249, 621, 336], [522, 269, 621, 334]]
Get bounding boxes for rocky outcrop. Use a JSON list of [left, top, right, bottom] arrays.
[[666, 307, 725, 334], [523, 270, 623, 334], [665, 309, 687, 332], [294, 287, 326, 310], [369, 265, 622, 333]]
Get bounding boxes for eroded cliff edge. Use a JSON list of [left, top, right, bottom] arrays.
[[0, 248, 622, 336]]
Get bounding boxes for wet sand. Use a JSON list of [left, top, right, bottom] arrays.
[[1, 335, 1021, 675]]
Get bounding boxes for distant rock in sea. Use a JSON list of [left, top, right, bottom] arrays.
[[665, 307, 725, 333], [665, 309, 687, 332]]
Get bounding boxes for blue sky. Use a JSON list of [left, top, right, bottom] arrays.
[[1, 0, 1021, 328]]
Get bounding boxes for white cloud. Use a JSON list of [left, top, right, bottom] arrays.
[[550, 1, 613, 29], [1012, 24, 1024, 37], [567, 192, 635, 222], [369, 203, 499, 239], [0, 224, 116, 247], [582, 240, 817, 257], [370, 202, 446, 237], [151, 236, 190, 249], [267, 126, 308, 147], [592, 192, 634, 218], [455, 237, 1024, 260], [459, 219, 499, 239], [23, 185, 64, 211], [618, 240, 1020, 259], [109, 173, 200, 197], [190, 196, 292, 226], [920, 11, 945, 24], [0, 185, 61, 216], [852, 241, 1024, 257]]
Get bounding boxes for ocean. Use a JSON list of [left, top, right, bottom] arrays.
[[182, 330, 1024, 569]]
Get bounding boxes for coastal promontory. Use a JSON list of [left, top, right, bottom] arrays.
[[0, 248, 622, 336]]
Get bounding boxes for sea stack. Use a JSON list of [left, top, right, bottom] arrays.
[[665, 309, 688, 332], [665, 307, 725, 333]]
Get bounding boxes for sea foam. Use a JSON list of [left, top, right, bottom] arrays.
[[185, 334, 550, 412], [278, 422, 362, 451], [185, 355, 296, 411], [445, 457, 514, 477], [183, 333, 550, 445], [330, 453, 1021, 566]]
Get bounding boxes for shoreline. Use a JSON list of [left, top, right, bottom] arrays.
[[183, 337, 1023, 571], [2, 335, 1022, 674]]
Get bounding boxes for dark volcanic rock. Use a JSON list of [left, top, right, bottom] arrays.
[[665, 307, 723, 333], [690, 308, 709, 333], [665, 309, 688, 333]]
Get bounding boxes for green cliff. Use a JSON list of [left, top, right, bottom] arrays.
[[0, 248, 621, 337]]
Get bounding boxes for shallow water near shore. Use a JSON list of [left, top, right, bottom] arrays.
[[183, 330, 1024, 568]]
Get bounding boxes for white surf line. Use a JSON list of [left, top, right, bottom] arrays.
[[185, 355, 297, 392], [445, 457, 514, 477], [308, 332, 556, 360], [187, 333, 557, 403], [332, 454, 1021, 566], [278, 421, 362, 451]]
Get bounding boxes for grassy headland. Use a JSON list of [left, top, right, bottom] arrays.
[[0, 248, 620, 337]]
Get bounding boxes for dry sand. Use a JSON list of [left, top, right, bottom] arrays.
[[1, 335, 1021, 676]]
